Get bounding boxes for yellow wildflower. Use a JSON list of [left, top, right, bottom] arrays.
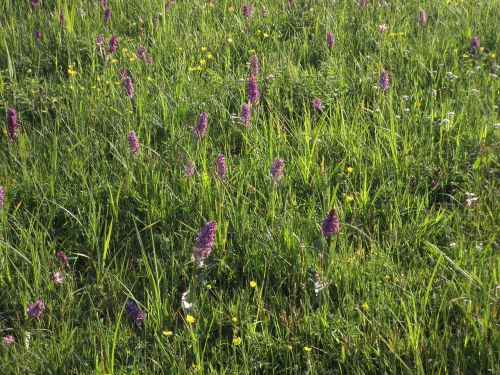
[[231, 317, 238, 323], [186, 315, 196, 324], [227, 37, 233, 43], [250, 281, 257, 288], [206, 284, 212, 290], [27, 68, 32, 74], [200, 59, 206, 65], [346, 195, 354, 202], [347, 167, 353, 174], [111, 59, 118, 64], [121, 48, 128, 54], [162, 330, 173, 337], [304, 346, 313, 352], [233, 337, 242, 346], [228, 6, 234, 13], [263, 32, 269, 38], [362, 302, 369, 311], [201, 46, 207, 52], [129, 56, 136, 62], [287, 345, 293, 351]]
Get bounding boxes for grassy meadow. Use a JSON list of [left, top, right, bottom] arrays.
[[0, 0, 499, 373]]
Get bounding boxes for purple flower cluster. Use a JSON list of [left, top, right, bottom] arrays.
[[31, 0, 40, 8], [215, 154, 227, 180], [3, 335, 15, 345], [137, 46, 146, 59], [124, 76, 135, 98], [193, 221, 217, 263], [60, 9, 66, 25], [57, 251, 69, 268], [184, 160, 195, 178], [312, 97, 323, 112], [359, 0, 366, 7], [104, 7, 112, 22], [7, 108, 19, 141], [96, 34, 104, 46], [261, 6, 267, 17], [0, 186, 4, 210], [242, 4, 253, 19], [128, 131, 140, 154], [241, 103, 251, 126], [34, 29, 42, 42], [321, 209, 339, 238], [27, 300, 45, 318], [270, 157, 284, 183], [419, 9, 427, 26], [379, 70, 389, 91], [137, 46, 152, 65], [470, 36, 480, 51], [326, 32, 335, 49], [246, 76, 260, 104], [109, 35, 118, 53], [118, 67, 127, 81], [250, 54, 260, 76], [194, 112, 208, 140], [125, 301, 148, 327]]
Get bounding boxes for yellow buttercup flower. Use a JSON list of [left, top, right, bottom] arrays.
[[250, 281, 257, 288], [227, 37, 233, 43], [287, 345, 293, 351], [206, 284, 212, 290], [346, 195, 354, 202], [200, 59, 206, 65], [206, 52, 213, 59], [162, 330, 173, 337], [201, 46, 207, 52], [233, 336, 242, 346], [304, 346, 312, 352], [27, 68, 32, 74], [262, 32, 269, 38], [347, 167, 353, 174], [186, 315, 196, 324], [231, 317, 238, 323], [362, 302, 369, 311]]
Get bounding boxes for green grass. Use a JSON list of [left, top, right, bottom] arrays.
[[0, 0, 498, 373]]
